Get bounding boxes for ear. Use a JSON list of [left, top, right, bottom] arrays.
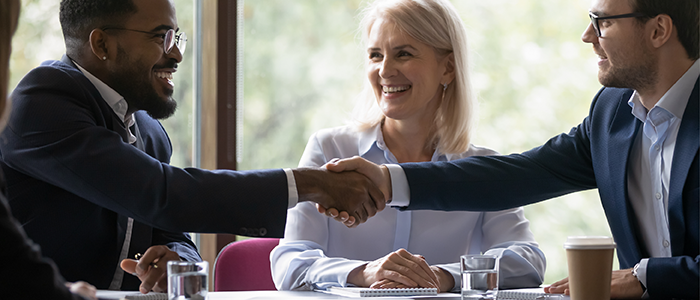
[[89, 29, 111, 61], [440, 52, 456, 85], [648, 14, 674, 49]]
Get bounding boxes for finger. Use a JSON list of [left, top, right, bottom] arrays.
[[321, 158, 340, 170], [335, 211, 349, 222], [393, 250, 438, 288], [370, 279, 393, 289], [324, 156, 362, 172], [363, 192, 378, 219], [316, 203, 327, 214], [139, 262, 166, 294], [120, 259, 139, 276], [152, 274, 168, 293], [68, 281, 97, 300], [327, 208, 340, 218], [137, 247, 167, 275]]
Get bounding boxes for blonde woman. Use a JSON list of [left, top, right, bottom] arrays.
[[0, 1, 95, 299], [271, 0, 545, 292]]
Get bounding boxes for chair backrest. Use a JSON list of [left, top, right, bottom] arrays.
[[213, 238, 280, 291]]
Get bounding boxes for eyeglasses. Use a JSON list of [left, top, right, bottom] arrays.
[[103, 27, 187, 55], [588, 12, 646, 37]]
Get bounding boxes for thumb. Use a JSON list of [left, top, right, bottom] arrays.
[[120, 259, 138, 275], [325, 156, 364, 173]]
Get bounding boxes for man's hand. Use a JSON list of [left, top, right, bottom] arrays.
[[317, 156, 392, 227], [544, 268, 644, 299], [120, 245, 182, 294], [346, 249, 440, 291], [66, 281, 97, 300], [294, 167, 385, 227]]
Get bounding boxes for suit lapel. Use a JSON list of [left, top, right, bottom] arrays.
[[668, 78, 699, 255]]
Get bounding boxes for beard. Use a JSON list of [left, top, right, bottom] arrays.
[[597, 38, 658, 91], [108, 45, 177, 120]]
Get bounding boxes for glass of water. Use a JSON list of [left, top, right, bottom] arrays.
[[460, 255, 499, 299], [167, 261, 208, 300]]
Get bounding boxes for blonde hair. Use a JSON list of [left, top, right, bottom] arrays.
[[0, 0, 21, 123], [353, 0, 476, 154]]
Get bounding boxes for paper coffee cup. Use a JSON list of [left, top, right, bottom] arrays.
[[564, 236, 616, 300]]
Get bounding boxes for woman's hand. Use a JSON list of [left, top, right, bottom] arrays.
[[347, 249, 439, 290]]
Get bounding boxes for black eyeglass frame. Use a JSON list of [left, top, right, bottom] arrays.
[[102, 27, 187, 55], [588, 12, 646, 37]]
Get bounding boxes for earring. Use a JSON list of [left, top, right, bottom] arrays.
[[102, 56, 107, 61], [443, 83, 448, 91]]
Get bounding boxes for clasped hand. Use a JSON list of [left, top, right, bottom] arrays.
[[313, 156, 392, 227], [347, 249, 453, 292], [120, 245, 181, 294]]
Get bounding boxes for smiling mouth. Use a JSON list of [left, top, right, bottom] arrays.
[[382, 85, 411, 93], [155, 71, 174, 87]]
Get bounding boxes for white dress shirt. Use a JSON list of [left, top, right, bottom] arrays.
[[387, 60, 700, 290], [270, 125, 546, 291], [626, 59, 699, 288]]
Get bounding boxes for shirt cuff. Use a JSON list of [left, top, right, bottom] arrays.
[[284, 168, 299, 208], [639, 258, 649, 298], [385, 164, 410, 207]]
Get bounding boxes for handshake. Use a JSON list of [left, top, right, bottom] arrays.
[[294, 156, 392, 227]]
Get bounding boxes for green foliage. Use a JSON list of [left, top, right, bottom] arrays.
[[241, 0, 617, 284], [9, 0, 620, 286]]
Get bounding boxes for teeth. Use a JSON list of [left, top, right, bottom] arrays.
[[382, 85, 410, 93], [155, 71, 173, 79]]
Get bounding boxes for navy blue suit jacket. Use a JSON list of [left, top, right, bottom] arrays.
[[402, 82, 699, 299], [0, 56, 289, 289]]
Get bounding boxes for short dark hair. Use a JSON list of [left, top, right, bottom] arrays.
[[59, 0, 137, 53], [631, 0, 699, 60]]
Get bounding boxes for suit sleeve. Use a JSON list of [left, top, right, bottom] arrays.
[[1, 63, 289, 237], [0, 194, 85, 300], [402, 98, 598, 211]]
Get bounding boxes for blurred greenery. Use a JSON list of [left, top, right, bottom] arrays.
[[9, 0, 619, 287], [240, 0, 617, 285]]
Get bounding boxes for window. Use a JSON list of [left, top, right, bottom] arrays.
[[240, 0, 616, 284]]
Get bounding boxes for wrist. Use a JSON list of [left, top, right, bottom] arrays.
[[431, 266, 454, 292], [347, 264, 368, 287], [379, 165, 392, 201]]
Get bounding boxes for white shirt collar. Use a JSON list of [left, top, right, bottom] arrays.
[[357, 123, 444, 162], [72, 61, 131, 124], [628, 59, 699, 121]]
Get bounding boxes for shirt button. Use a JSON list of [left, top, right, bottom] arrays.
[[655, 192, 662, 200], [663, 240, 670, 247], [654, 145, 660, 151]]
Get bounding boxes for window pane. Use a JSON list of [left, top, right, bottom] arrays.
[[241, 0, 616, 284]]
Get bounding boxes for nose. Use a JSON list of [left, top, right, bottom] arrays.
[[379, 57, 397, 78], [166, 44, 183, 63], [581, 22, 598, 44]]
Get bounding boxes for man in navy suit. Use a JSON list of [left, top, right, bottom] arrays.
[[0, 0, 384, 294], [326, 0, 698, 298]]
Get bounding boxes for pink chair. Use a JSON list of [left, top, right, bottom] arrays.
[[213, 238, 280, 291]]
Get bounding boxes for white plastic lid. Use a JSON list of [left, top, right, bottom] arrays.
[[563, 236, 616, 249]]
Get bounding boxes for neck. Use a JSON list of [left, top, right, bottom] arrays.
[[637, 55, 695, 110], [382, 117, 435, 163]]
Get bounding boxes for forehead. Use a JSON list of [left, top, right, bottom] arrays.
[[367, 17, 415, 46], [590, 0, 633, 15], [125, 0, 178, 30]]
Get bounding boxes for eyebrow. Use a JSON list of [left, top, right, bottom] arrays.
[[148, 24, 179, 32], [367, 44, 419, 52]]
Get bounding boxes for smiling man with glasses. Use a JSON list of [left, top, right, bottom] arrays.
[[0, 0, 385, 295]]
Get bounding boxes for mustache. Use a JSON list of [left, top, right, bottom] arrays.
[[155, 59, 178, 70]]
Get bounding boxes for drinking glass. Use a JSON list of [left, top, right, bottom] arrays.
[[167, 261, 208, 300], [460, 255, 499, 299]]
